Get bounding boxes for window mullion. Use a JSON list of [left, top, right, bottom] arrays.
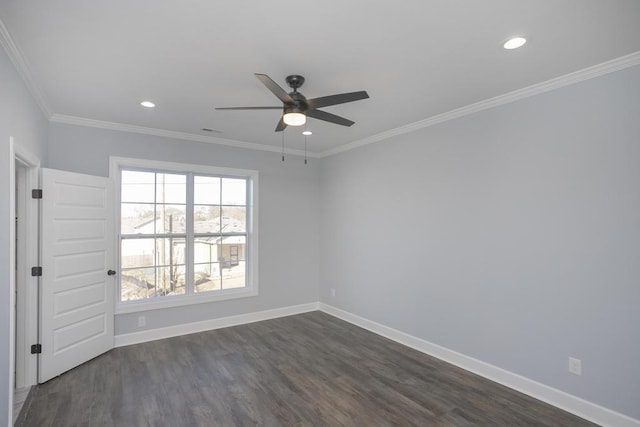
[[245, 178, 251, 288], [219, 179, 223, 290], [154, 173, 158, 294], [185, 173, 195, 295]]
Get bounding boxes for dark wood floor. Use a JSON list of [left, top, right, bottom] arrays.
[[18, 311, 596, 426]]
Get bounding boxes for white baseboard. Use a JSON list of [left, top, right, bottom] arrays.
[[114, 302, 319, 348], [318, 303, 639, 427]]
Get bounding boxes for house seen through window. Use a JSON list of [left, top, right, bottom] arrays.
[[119, 166, 254, 304]]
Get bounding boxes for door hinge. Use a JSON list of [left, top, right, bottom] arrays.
[[32, 189, 42, 199], [31, 344, 42, 354], [31, 266, 42, 276]]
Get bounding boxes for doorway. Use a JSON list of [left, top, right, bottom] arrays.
[[10, 138, 40, 423]]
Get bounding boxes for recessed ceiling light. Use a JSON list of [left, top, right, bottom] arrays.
[[503, 36, 527, 50], [302, 131, 312, 136], [140, 101, 156, 108]]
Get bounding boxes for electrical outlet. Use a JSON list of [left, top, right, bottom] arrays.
[[330, 288, 336, 297], [569, 357, 582, 375], [138, 316, 146, 328]]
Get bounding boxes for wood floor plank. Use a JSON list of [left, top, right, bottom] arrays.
[[18, 312, 597, 426]]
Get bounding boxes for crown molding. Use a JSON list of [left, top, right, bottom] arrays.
[[0, 15, 52, 118], [50, 114, 321, 158], [320, 50, 640, 158]]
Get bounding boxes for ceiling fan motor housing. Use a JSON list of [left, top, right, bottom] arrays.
[[286, 91, 308, 111], [284, 104, 305, 115]]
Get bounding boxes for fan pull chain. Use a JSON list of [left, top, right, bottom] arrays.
[[281, 130, 285, 162], [304, 124, 308, 165]]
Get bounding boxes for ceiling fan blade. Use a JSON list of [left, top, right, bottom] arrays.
[[306, 91, 369, 109], [306, 109, 355, 127], [216, 106, 282, 110], [275, 116, 287, 132], [255, 73, 294, 104]]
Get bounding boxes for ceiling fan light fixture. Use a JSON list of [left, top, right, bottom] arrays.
[[283, 112, 306, 126]]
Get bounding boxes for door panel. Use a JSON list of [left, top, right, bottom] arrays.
[[39, 168, 114, 383]]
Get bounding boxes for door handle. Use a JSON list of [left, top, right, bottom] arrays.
[[107, 269, 116, 276]]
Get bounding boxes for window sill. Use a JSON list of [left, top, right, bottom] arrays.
[[115, 287, 258, 314]]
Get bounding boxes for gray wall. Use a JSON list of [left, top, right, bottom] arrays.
[[47, 123, 320, 335], [319, 65, 640, 419], [0, 46, 48, 424]]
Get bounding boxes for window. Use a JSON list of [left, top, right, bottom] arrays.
[[112, 157, 258, 313]]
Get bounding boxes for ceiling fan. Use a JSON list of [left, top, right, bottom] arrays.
[[216, 74, 369, 132]]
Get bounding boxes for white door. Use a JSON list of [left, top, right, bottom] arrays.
[[39, 168, 114, 382]]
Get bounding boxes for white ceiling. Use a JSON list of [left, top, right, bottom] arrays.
[[1, 1, 640, 154]]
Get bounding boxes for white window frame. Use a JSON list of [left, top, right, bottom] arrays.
[[110, 157, 259, 314]]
